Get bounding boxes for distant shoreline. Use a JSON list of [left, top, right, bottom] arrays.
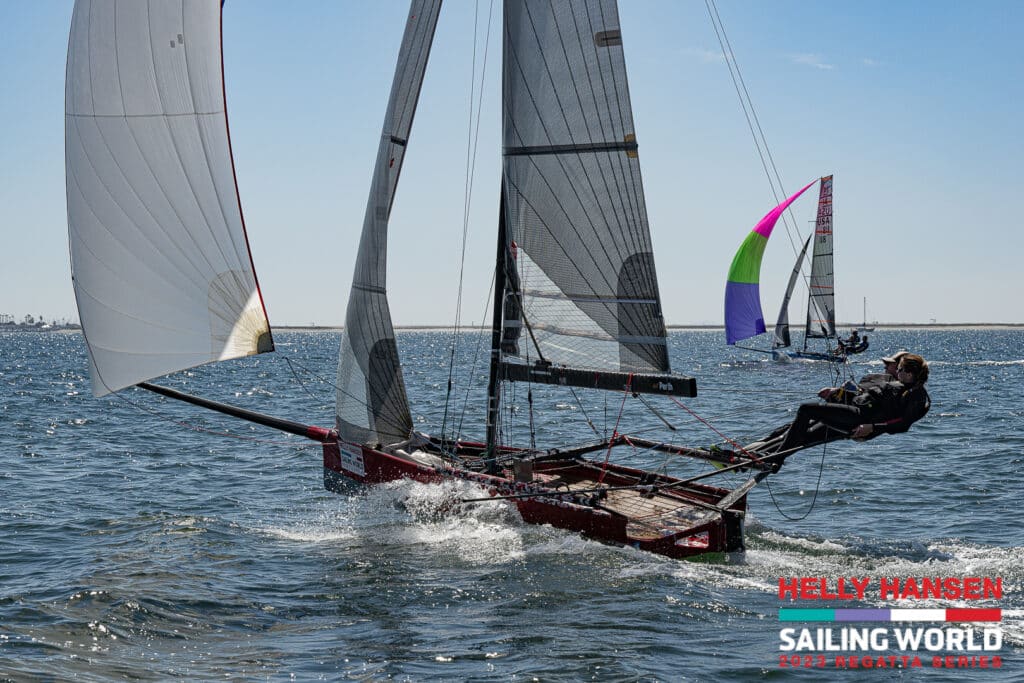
[[4, 323, 1022, 335], [267, 323, 1024, 332]]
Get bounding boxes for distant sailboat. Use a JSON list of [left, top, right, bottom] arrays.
[[69, 0, 823, 560], [858, 297, 875, 333], [786, 175, 868, 360], [725, 175, 868, 361]]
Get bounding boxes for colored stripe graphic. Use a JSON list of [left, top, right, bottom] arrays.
[[779, 609, 1001, 622]]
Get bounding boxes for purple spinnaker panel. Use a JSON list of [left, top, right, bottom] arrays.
[[725, 281, 764, 344]]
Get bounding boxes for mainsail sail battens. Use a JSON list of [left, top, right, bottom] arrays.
[[528, 322, 663, 346], [353, 283, 387, 295], [501, 362, 697, 398], [520, 289, 656, 306], [594, 30, 623, 48], [504, 140, 639, 157], [500, 0, 670, 378]]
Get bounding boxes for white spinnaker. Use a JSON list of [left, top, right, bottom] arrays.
[[65, 0, 271, 397]]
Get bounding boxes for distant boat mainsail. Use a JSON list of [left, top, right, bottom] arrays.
[[771, 235, 812, 349], [65, 0, 272, 397], [858, 297, 875, 332], [724, 180, 817, 346], [804, 175, 836, 342]]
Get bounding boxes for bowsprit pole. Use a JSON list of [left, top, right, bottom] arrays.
[[138, 382, 333, 443]]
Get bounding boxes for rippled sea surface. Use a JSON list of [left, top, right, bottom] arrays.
[[2, 328, 1022, 680]]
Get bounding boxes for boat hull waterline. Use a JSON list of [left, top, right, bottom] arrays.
[[320, 439, 747, 560]]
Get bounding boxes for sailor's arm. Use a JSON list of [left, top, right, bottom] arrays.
[[859, 391, 931, 437]]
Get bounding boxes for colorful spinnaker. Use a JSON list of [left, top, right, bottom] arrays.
[[724, 180, 817, 345]]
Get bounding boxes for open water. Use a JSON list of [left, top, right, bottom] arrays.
[[1, 328, 1022, 681]]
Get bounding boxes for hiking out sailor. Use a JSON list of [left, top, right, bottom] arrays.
[[766, 353, 930, 455], [817, 350, 907, 402]]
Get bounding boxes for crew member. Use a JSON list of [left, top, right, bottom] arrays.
[[767, 353, 930, 456]]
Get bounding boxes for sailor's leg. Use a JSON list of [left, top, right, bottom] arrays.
[[775, 403, 818, 453], [744, 422, 792, 453], [776, 403, 864, 453], [799, 418, 859, 449]]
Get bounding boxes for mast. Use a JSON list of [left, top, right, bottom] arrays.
[[484, 187, 510, 457]]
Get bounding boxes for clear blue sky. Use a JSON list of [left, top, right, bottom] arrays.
[[2, 1, 1022, 326]]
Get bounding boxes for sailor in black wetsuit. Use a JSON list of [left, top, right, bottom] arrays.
[[819, 350, 906, 403], [766, 353, 931, 456]]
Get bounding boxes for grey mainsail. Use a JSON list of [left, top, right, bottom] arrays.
[[335, 1, 442, 446], [804, 175, 836, 342], [65, 0, 272, 397], [485, 0, 694, 452], [499, 0, 671, 374], [771, 235, 812, 349]]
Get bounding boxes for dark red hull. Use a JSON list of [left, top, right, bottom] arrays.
[[321, 439, 747, 560]]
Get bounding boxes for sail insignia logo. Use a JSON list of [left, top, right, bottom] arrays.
[[776, 576, 1003, 671]]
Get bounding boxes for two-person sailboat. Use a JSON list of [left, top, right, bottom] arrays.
[[725, 175, 869, 361], [66, 0, 812, 560]]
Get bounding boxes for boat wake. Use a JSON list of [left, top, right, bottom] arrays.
[[380, 479, 527, 563], [257, 518, 356, 544]]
